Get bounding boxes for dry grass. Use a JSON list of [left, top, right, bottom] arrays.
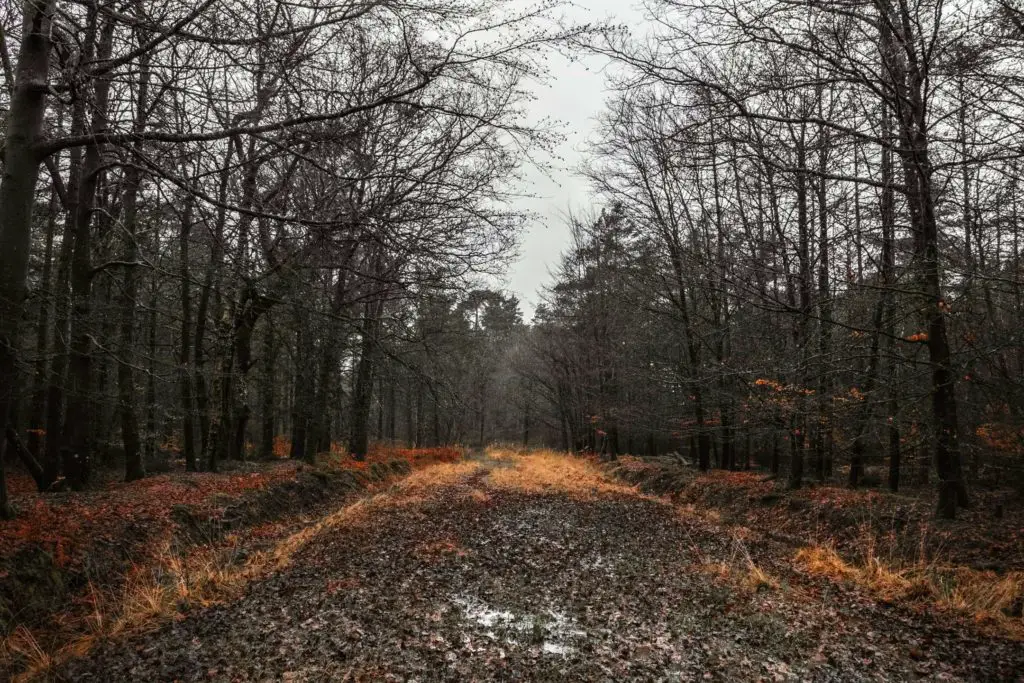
[[2, 458, 482, 682], [2, 530, 287, 682], [795, 546, 862, 583], [485, 449, 639, 498], [795, 544, 1024, 638], [3, 544, 248, 681], [391, 460, 482, 495], [699, 559, 779, 593], [699, 561, 734, 582], [487, 446, 529, 460], [462, 488, 491, 504], [728, 533, 781, 593], [743, 563, 781, 592], [244, 460, 481, 577], [2, 628, 51, 679]]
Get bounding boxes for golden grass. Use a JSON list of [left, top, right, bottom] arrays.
[[795, 544, 1024, 638], [795, 546, 861, 582], [2, 628, 51, 678], [699, 558, 779, 593], [3, 533, 280, 682], [487, 446, 528, 460], [724, 533, 781, 593], [699, 561, 734, 581], [743, 563, 781, 592], [391, 460, 482, 495], [485, 449, 638, 498], [463, 488, 491, 504]]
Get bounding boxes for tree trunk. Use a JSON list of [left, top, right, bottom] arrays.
[[415, 379, 425, 448], [770, 433, 780, 475], [522, 399, 530, 447], [349, 300, 383, 460], [387, 380, 397, 442], [43, 138, 83, 487], [117, 40, 151, 482], [0, 439, 11, 519], [229, 289, 272, 461], [880, 0, 968, 517], [259, 321, 275, 460], [194, 158, 231, 461], [26, 187, 59, 462], [815, 111, 833, 482], [790, 128, 812, 490], [290, 319, 314, 462], [0, 0, 57, 506], [116, 231, 144, 481], [888, 414, 902, 492], [62, 15, 115, 478], [178, 195, 197, 470], [145, 286, 158, 457]]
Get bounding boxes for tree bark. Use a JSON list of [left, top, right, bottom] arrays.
[[178, 195, 197, 470], [259, 321, 275, 460], [349, 299, 384, 460], [815, 111, 833, 482], [26, 186, 60, 462], [62, 13, 115, 477], [790, 126, 812, 490], [0, 1, 57, 506], [117, 33, 152, 482], [290, 317, 314, 462], [880, 4, 968, 516]]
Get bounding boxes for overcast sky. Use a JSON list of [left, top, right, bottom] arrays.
[[502, 1, 648, 318]]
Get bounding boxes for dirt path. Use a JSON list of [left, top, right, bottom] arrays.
[[60, 454, 1023, 681]]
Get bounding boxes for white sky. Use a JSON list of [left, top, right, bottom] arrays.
[[502, 1, 648, 318]]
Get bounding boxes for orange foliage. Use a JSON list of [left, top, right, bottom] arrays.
[[316, 443, 465, 473], [976, 423, 1023, 454], [158, 435, 181, 454], [369, 444, 463, 465], [272, 435, 291, 458], [0, 443, 461, 678], [753, 377, 815, 396], [0, 463, 301, 570], [0, 443, 459, 589]]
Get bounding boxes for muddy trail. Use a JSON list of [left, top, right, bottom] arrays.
[[59, 453, 1023, 682]]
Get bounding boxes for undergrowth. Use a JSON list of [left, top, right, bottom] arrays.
[[485, 448, 639, 498], [796, 544, 1024, 639], [0, 445, 467, 682]]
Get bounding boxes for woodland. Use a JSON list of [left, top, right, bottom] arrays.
[[0, 0, 1023, 680]]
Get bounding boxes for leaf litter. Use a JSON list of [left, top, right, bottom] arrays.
[[57, 450, 1024, 681]]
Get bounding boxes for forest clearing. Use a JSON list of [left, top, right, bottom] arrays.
[[1, 447, 1022, 681]]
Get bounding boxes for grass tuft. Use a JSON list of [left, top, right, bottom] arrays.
[[485, 449, 638, 498], [795, 544, 1024, 638]]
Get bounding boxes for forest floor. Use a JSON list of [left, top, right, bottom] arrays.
[[45, 449, 1024, 682], [0, 446, 460, 680]]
